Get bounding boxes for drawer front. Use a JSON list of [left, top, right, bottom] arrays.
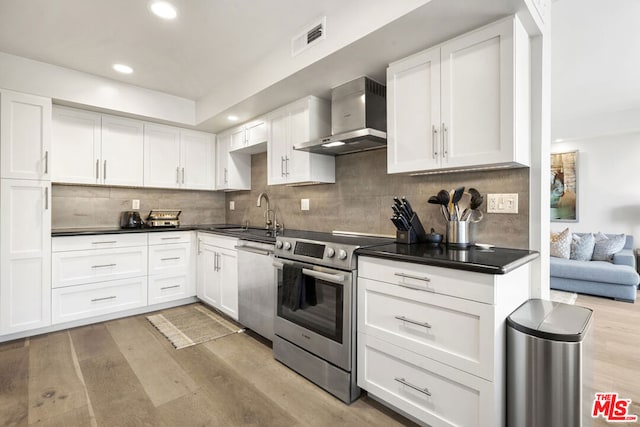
[[53, 233, 147, 252], [358, 334, 494, 427], [358, 256, 494, 304], [358, 277, 494, 380], [52, 246, 148, 288], [197, 232, 238, 251], [51, 277, 148, 324], [148, 243, 190, 276], [148, 231, 192, 246], [148, 273, 194, 305]]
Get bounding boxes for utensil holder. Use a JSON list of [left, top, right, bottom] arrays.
[[446, 220, 472, 248], [395, 213, 427, 244]]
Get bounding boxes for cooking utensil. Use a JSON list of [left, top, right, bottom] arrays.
[[392, 205, 402, 217], [390, 216, 404, 230], [451, 186, 465, 220], [401, 197, 415, 217], [436, 190, 451, 220]]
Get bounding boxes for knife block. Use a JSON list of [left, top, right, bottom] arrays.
[[395, 213, 427, 244]]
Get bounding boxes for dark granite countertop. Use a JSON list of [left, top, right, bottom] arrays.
[[356, 243, 539, 275], [51, 224, 278, 245]]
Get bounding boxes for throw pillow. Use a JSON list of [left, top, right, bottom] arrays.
[[550, 228, 571, 259], [592, 233, 626, 261], [570, 233, 595, 261]]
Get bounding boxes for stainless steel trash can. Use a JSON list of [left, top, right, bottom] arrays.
[[507, 299, 593, 427]]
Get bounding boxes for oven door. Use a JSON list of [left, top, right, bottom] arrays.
[[273, 258, 353, 371]]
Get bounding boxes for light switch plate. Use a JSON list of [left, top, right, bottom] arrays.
[[301, 199, 310, 211], [487, 193, 518, 214], [229, 201, 235, 211], [132, 199, 140, 210]]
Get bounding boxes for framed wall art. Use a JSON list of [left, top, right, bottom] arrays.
[[550, 150, 578, 222]]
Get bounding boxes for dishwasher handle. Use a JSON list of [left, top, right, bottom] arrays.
[[235, 245, 274, 256]]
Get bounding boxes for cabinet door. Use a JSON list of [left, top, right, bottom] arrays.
[[0, 179, 51, 334], [143, 123, 181, 189], [197, 241, 220, 308], [245, 120, 267, 146], [0, 91, 51, 180], [52, 106, 101, 184], [180, 130, 215, 190], [218, 248, 238, 320], [267, 111, 289, 185], [441, 20, 513, 168], [215, 132, 230, 190], [286, 102, 312, 183], [229, 126, 246, 151], [387, 48, 441, 173], [101, 115, 144, 186]]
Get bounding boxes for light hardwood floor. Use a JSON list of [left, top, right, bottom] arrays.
[[1, 293, 638, 427]]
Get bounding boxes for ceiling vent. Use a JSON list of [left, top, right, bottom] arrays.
[[291, 17, 326, 57]]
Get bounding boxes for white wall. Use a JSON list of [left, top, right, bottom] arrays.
[[551, 132, 640, 245]]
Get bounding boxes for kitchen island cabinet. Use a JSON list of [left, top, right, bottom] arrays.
[[197, 233, 239, 320], [356, 251, 534, 426], [266, 96, 334, 185], [387, 16, 530, 174]]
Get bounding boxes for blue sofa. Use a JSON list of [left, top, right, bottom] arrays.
[[550, 234, 639, 302]]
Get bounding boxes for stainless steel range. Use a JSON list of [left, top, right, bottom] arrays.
[[272, 231, 391, 403]]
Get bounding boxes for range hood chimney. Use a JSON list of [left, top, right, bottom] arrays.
[[294, 76, 387, 155]]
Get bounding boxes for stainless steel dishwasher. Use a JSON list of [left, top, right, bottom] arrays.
[[235, 239, 276, 341]]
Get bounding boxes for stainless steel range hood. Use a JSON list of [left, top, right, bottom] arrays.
[[293, 77, 387, 156]]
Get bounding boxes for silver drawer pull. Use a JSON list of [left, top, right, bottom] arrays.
[[91, 241, 117, 245], [161, 285, 181, 290], [91, 296, 116, 302], [395, 377, 432, 397], [398, 283, 435, 292], [394, 272, 431, 283], [395, 315, 432, 329], [91, 263, 116, 269], [302, 268, 345, 283], [160, 257, 180, 261], [161, 237, 181, 240]]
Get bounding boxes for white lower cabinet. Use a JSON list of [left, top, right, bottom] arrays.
[[51, 234, 148, 324], [357, 256, 530, 426], [148, 231, 195, 304], [197, 233, 238, 320], [52, 276, 148, 324]]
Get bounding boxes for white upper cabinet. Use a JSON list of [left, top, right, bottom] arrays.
[[101, 115, 144, 187], [266, 96, 334, 185], [180, 129, 216, 190], [1, 90, 51, 181], [52, 107, 102, 184], [229, 126, 246, 151], [387, 16, 530, 174], [143, 123, 181, 189], [215, 129, 251, 191]]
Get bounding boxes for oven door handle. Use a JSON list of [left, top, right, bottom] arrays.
[[302, 268, 345, 283]]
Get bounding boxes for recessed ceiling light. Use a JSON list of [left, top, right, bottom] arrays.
[[554, 138, 564, 143], [227, 115, 239, 122], [113, 63, 133, 74], [150, 1, 177, 20]]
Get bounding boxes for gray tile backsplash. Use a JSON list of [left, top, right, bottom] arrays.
[[52, 184, 226, 229], [226, 150, 530, 249]]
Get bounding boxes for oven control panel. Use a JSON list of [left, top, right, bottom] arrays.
[[275, 236, 355, 270]]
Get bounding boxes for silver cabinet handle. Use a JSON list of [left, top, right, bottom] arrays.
[[285, 156, 290, 176], [281, 156, 285, 177], [91, 296, 116, 303], [103, 160, 107, 181], [91, 241, 117, 245], [176, 166, 180, 184], [44, 151, 49, 174], [214, 252, 218, 272], [44, 186, 49, 210], [96, 159, 100, 180], [160, 257, 180, 261], [161, 236, 181, 240], [394, 272, 431, 282], [395, 315, 432, 329], [234, 245, 274, 256], [91, 263, 116, 269], [224, 167, 228, 183], [181, 167, 185, 184], [432, 125, 438, 158], [161, 285, 181, 290], [395, 377, 432, 397], [302, 268, 345, 284], [441, 122, 448, 158]]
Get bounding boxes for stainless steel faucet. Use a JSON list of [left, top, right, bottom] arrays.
[[257, 192, 274, 231]]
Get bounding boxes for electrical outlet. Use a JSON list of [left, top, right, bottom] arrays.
[[301, 199, 310, 211], [132, 199, 140, 210], [229, 201, 235, 211], [487, 193, 518, 214]]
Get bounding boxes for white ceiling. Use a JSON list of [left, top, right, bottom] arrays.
[[0, 0, 344, 101], [552, 0, 640, 139]]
